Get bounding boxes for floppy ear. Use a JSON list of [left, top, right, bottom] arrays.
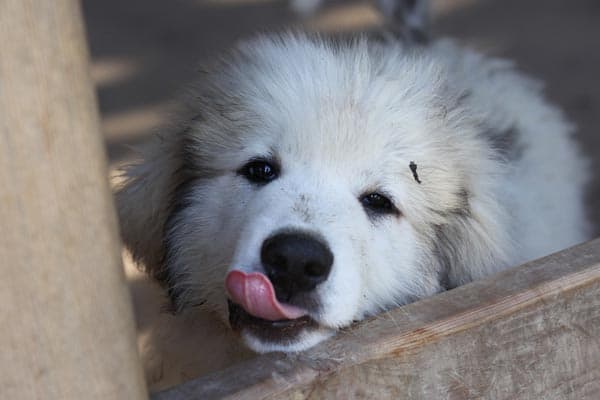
[[115, 133, 185, 281]]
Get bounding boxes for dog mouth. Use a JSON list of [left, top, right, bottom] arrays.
[[225, 270, 320, 343], [228, 300, 318, 340]]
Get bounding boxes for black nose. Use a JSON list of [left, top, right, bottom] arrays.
[[261, 232, 334, 301]]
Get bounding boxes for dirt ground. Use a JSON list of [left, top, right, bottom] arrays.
[[81, 0, 600, 390]]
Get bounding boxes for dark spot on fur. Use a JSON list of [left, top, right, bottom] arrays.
[[293, 194, 314, 224], [409, 161, 422, 184], [147, 124, 224, 311], [484, 125, 526, 161], [437, 259, 452, 291], [432, 223, 463, 291], [161, 177, 206, 311], [455, 189, 471, 216], [431, 188, 472, 290]]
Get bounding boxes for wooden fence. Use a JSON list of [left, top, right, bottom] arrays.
[[0, 1, 147, 399], [154, 238, 600, 399], [1, 1, 598, 399]]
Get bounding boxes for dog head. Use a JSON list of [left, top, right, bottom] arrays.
[[116, 34, 512, 352]]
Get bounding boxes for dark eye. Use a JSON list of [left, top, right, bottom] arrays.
[[238, 159, 279, 184], [360, 192, 399, 216]]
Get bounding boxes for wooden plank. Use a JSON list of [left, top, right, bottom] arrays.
[[154, 238, 600, 400], [0, 1, 148, 399]]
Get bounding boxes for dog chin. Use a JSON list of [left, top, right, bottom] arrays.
[[229, 300, 335, 352], [241, 326, 335, 353]]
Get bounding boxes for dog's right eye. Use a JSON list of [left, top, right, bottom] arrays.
[[238, 159, 279, 184]]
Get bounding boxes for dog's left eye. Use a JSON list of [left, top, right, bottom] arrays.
[[360, 192, 399, 216], [238, 159, 279, 184]]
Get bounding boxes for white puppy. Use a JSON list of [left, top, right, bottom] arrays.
[[116, 0, 590, 382]]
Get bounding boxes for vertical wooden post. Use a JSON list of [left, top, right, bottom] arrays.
[[0, 1, 148, 399]]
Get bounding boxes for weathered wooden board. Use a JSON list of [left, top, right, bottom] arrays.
[[154, 238, 600, 400], [0, 1, 147, 399]]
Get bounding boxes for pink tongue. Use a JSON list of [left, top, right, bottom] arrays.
[[225, 270, 308, 321]]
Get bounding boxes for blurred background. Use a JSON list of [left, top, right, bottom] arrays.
[[80, 0, 600, 389], [82, 0, 600, 229]]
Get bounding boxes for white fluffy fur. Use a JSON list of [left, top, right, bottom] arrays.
[[116, 33, 590, 383]]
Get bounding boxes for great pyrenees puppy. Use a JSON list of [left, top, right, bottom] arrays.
[[116, 0, 589, 375]]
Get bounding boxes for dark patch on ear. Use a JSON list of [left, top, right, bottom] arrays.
[[432, 224, 452, 288], [409, 161, 422, 184], [484, 125, 526, 161], [437, 260, 452, 291], [155, 123, 223, 310], [432, 222, 463, 291], [455, 189, 471, 217], [160, 177, 204, 311], [431, 188, 471, 290], [151, 129, 203, 294]]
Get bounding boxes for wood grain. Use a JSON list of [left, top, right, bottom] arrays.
[[154, 238, 600, 400], [0, 1, 147, 399]]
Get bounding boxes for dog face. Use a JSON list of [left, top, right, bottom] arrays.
[[117, 35, 512, 352]]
